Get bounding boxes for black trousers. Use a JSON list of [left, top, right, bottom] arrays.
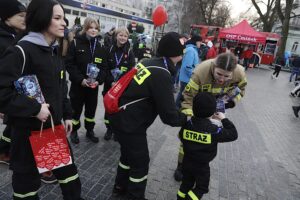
[[114, 132, 150, 199], [102, 82, 112, 130], [0, 123, 11, 155], [177, 158, 210, 200], [70, 85, 98, 131], [10, 126, 81, 200], [273, 66, 281, 77]]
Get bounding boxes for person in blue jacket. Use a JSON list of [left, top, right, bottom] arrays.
[[175, 35, 202, 108]]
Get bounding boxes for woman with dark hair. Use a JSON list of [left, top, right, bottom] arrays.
[[66, 17, 107, 144], [173, 52, 247, 182], [0, 0, 82, 199]]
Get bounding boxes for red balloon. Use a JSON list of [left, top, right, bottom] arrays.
[[152, 5, 168, 27]]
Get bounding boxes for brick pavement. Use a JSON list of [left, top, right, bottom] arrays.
[[1, 66, 300, 200]]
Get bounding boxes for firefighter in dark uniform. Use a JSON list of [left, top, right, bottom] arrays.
[[65, 17, 107, 144], [0, 0, 26, 165], [108, 32, 187, 200], [177, 92, 238, 200], [0, 0, 82, 199], [103, 27, 135, 141]]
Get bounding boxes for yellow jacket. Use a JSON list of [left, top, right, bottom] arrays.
[[181, 59, 247, 116]]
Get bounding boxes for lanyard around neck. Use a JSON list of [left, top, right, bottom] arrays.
[[163, 57, 168, 69], [89, 38, 97, 59], [115, 52, 124, 67]]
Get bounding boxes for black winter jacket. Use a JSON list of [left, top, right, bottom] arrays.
[[179, 117, 238, 164], [0, 21, 17, 56], [109, 57, 187, 134], [0, 32, 72, 130], [65, 33, 108, 85], [104, 41, 135, 89]]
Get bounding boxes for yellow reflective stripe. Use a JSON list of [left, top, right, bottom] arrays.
[[1, 135, 11, 143], [211, 88, 222, 94], [120, 66, 128, 72], [60, 70, 64, 79], [134, 63, 151, 85], [119, 162, 130, 170], [234, 93, 242, 101], [181, 109, 193, 116], [14, 191, 38, 198], [129, 175, 148, 183], [72, 119, 80, 125], [188, 190, 199, 200], [200, 84, 211, 92], [58, 174, 79, 184], [177, 190, 186, 198], [183, 129, 211, 144], [238, 78, 247, 88], [179, 146, 184, 155], [85, 117, 95, 122], [188, 80, 199, 91], [104, 120, 109, 124]]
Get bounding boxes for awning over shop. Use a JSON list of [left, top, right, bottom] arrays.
[[219, 20, 266, 44]]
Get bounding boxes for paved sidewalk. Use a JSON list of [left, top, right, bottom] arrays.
[[1, 67, 300, 200]]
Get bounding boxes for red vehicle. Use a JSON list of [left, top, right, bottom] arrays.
[[190, 24, 221, 42], [258, 32, 281, 65]]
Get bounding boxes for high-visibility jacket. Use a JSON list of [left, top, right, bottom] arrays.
[[181, 59, 247, 116]]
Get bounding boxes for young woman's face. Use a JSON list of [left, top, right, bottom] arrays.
[[46, 5, 66, 39], [116, 31, 128, 46], [213, 67, 232, 85], [86, 22, 99, 37], [6, 12, 26, 32]]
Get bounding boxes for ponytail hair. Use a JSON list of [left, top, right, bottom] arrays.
[[214, 52, 237, 71]]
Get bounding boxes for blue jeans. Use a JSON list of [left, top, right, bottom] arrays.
[[175, 82, 187, 109], [289, 69, 300, 82]]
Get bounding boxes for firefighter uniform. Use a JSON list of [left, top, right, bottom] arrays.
[[0, 33, 82, 199], [108, 56, 187, 199], [178, 59, 246, 161], [65, 34, 107, 141], [103, 41, 135, 139], [177, 117, 238, 199]]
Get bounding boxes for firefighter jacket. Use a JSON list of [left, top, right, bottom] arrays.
[[0, 32, 72, 130], [181, 59, 247, 116], [65, 33, 108, 85], [179, 117, 238, 163], [0, 21, 17, 56], [105, 41, 135, 84], [109, 57, 187, 134]]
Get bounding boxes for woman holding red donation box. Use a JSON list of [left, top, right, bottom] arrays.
[[0, 0, 82, 199]]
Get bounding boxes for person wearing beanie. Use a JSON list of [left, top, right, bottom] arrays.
[[175, 35, 202, 108], [174, 52, 247, 182], [177, 92, 238, 200], [108, 32, 187, 200], [0, 0, 26, 168], [0, 0, 26, 55]]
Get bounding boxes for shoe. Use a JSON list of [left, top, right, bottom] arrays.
[[290, 92, 296, 97], [0, 153, 10, 165], [112, 185, 127, 197], [104, 128, 113, 141], [174, 168, 183, 182], [70, 131, 79, 144], [86, 130, 99, 143], [41, 171, 58, 184], [292, 106, 299, 118]]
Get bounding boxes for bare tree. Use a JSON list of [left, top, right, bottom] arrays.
[[276, 0, 296, 57]]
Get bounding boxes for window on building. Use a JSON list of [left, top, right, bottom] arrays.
[[80, 12, 87, 17], [291, 42, 299, 52], [72, 10, 79, 15], [65, 8, 71, 14]]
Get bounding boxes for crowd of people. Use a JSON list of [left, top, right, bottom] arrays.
[[0, 0, 251, 199]]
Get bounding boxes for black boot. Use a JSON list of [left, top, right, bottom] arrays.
[[70, 131, 79, 144], [174, 163, 183, 182], [104, 128, 113, 141], [292, 106, 300, 118], [86, 130, 99, 143], [112, 184, 127, 197]]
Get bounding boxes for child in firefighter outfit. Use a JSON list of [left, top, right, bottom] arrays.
[[177, 92, 238, 200], [108, 32, 187, 200], [0, 0, 82, 199], [65, 17, 108, 144]]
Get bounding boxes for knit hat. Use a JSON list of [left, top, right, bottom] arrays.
[[0, 0, 26, 21], [157, 32, 184, 57], [207, 41, 213, 48], [193, 92, 216, 118]]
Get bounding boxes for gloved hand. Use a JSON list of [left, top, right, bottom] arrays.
[[225, 100, 235, 109]]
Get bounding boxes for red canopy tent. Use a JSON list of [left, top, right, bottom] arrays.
[[219, 20, 266, 44]]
